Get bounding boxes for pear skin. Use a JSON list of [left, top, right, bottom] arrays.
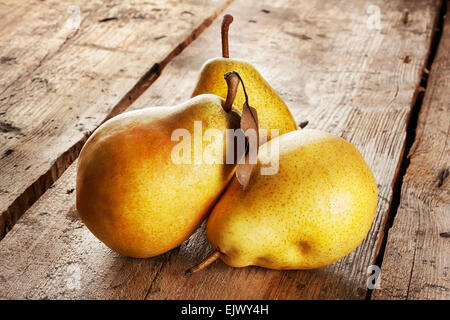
[[76, 94, 240, 258], [191, 15, 297, 140], [192, 57, 297, 140], [206, 129, 378, 270]]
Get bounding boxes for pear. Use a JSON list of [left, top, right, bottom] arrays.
[[188, 129, 378, 271], [76, 94, 241, 258], [191, 15, 297, 140]]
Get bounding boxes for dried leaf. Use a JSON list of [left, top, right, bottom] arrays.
[[240, 102, 259, 140], [236, 102, 259, 189], [236, 160, 254, 189]]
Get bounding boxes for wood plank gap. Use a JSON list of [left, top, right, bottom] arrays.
[[366, 0, 446, 300], [104, 0, 235, 121], [0, 0, 234, 240], [0, 0, 440, 299]]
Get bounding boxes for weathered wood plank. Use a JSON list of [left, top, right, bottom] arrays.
[[372, 12, 449, 300], [0, 164, 169, 299], [135, 0, 442, 300], [0, 0, 231, 239], [0, 0, 441, 299], [0, 1, 90, 93]]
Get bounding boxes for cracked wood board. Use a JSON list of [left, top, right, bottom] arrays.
[[0, 0, 442, 299], [372, 12, 449, 300], [0, 0, 231, 239], [134, 0, 442, 299]]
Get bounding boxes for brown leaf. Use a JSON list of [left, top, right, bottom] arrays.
[[240, 102, 259, 140], [236, 160, 254, 189], [236, 102, 259, 189]]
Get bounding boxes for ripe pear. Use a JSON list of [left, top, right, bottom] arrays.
[[191, 15, 297, 139], [76, 94, 241, 258], [199, 129, 378, 270]]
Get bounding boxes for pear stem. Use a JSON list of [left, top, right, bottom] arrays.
[[222, 71, 250, 113], [298, 120, 309, 129], [185, 251, 221, 275], [221, 14, 233, 58], [224, 71, 258, 128], [223, 71, 239, 112]]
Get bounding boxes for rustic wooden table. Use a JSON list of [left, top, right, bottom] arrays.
[[0, 0, 448, 300]]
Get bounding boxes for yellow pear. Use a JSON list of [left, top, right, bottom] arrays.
[[191, 15, 297, 140], [190, 129, 378, 271], [76, 94, 241, 258]]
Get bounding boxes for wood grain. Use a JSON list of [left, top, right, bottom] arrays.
[[372, 11, 449, 300], [0, 0, 442, 299], [0, 163, 170, 299], [135, 0, 442, 299], [0, 0, 231, 239]]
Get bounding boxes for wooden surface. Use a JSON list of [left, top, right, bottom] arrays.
[[372, 11, 450, 300], [0, 0, 230, 238], [0, 0, 448, 300]]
